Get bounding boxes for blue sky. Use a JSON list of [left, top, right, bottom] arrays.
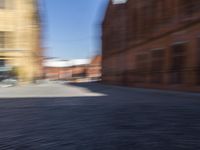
[[43, 0, 109, 59]]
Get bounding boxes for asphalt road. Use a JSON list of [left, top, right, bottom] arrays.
[[0, 82, 200, 150]]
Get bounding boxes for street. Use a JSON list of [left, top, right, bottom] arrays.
[[0, 82, 200, 149]]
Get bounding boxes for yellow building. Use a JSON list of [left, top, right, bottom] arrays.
[[0, 0, 43, 83]]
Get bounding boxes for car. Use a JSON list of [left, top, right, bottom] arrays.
[[0, 78, 18, 88]]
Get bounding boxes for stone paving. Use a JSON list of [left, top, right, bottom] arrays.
[[0, 82, 105, 98], [0, 83, 200, 149]]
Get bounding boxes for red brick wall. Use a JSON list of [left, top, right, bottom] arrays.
[[44, 67, 73, 80], [102, 0, 200, 92], [86, 56, 102, 79], [44, 66, 88, 80]]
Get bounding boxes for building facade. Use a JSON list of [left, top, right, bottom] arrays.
[[87, 55, 102, 80], [44, 56, 102, 82], [0, 0, 43, 82], [102, 0, 200, 92], [44, 58, 90, 81]]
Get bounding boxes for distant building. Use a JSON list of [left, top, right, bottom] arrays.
[[43, 58, 90, 81], [0, 0, 43, 82], [87, 55, 102, 80], [102, 0, 200, 92]]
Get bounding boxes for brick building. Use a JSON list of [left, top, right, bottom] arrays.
[[44, 56, 102, 82], [87, 55, 102, 80], [102, 0, 200, 92], [44, 58, 90, 81]]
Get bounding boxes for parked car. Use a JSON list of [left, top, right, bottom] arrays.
[[0, 78, 17, 87]]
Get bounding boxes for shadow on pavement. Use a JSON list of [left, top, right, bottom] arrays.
[[0, 83, 200, 149]]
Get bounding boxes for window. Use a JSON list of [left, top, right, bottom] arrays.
[[131, 9, 138, 40], [6, 0, 14, 9], [0, 32, 5, 48], [197, 37, 200, 85], [0, 0, 14, 9], [170, 43, 186, 84], [151, 0, 172, 26], [153, 0, 165, 25], [6, 32, 13, 48], [151, 49, 165, 83], [135, 54, 149, 83], [182, 0, 200, 16], [112, 0, 128, 5], [0, 31, 13, 49], [0, 0, 5, 9]]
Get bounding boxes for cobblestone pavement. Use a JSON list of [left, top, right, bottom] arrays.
[[0, 83, 200, 149]]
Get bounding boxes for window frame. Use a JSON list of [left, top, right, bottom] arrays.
[[0, 32, 5, 48], [0, 0, 5, 9]]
